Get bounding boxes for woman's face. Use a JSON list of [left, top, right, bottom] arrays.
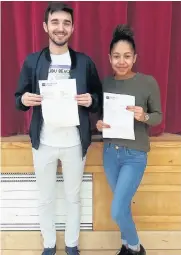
[[109, 40, 137, 77]]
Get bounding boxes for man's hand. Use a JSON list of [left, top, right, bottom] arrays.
[[126, 106, 146, 122], [96, 120, 111, 132], [21, 92, 42, 107], [75, 93, 92, 107]]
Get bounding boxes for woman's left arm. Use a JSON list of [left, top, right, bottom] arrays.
[[145, 76, 162, 126], [127, 76, 162, 126]]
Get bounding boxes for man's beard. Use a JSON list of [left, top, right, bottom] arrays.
[[49, 33, 69, 47]]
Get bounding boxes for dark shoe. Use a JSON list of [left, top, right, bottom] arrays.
[[127, 244, 146, 255], [42, 245, 56, 255], [116, 245, 128, 254], [65, 246, 80, 255]]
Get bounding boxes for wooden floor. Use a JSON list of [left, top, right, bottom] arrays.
[[1, 231, 181, 254], [2, 250, 181, 255]]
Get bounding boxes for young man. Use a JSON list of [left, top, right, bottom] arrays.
[[15, 2, 102, 255]]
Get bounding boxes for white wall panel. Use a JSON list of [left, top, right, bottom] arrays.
[[1, 173, 93, 230]]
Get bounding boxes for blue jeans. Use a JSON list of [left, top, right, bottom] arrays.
[[103, 143, 147, 246]]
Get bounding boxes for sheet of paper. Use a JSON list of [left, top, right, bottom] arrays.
[[39, 79, 80, 127], [103, 93, 135, 140]]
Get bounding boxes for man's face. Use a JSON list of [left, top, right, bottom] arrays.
[[43, 11, 74, 47]]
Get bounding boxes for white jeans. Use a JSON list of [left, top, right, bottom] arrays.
[[32, 144, 85, 248]]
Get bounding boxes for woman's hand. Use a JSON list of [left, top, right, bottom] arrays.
[[96, 120, 111, 132], [126, 106, 146, 122]]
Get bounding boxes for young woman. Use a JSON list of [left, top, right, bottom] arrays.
[[96, 25, 162, 255]]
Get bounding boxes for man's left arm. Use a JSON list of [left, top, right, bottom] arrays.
[[87, 58, 103, 114]]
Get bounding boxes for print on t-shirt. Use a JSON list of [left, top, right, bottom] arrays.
[[48, 64, 70, 80]]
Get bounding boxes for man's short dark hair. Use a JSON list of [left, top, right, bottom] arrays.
[[44, 2, 74, 24]]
